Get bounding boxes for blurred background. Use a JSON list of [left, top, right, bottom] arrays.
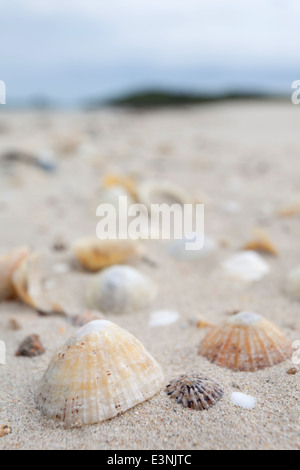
[[1, 0, 299, 107]]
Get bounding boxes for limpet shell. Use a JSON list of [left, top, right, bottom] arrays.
[[72, 237, 144, 271], [86, 265, 157, 314], [0, 246, 29, 300], [198, 311, 292, 371], [35, 320, 164, 427], [165, 373, 223, 410]]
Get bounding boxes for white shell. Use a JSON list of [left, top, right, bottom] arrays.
[[149, 310, 180, 327], [231, 392, 257, 410], [86, 265, 157, 314], [221, 251, 270, 282], [35, 320, 164, 427], [286, 266, 300, 300]]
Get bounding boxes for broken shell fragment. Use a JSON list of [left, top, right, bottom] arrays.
[[12, 252, 43, 309], [165, 373, 223, 410], [86, 265, 157, 314], [72, 237, 144, 271], [0, 425, 12, 438], [198, 311, 292, 371], [286, 266, 300, 300], [0, 246, 29, 300], [35, 320, 164, 427], [222, 251, 270, 282], [243, 228, 278, 256]]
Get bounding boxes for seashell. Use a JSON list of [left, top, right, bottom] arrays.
[[72, 237, 144, 271], [137, 179, 191, 209], [102, 173, 138, 201], [286, 266, 300, 300], [221, 251, 270, 282], [165, 373, 223, 410], [243, 228, 278, 256], [198, 311, 292, 371], [12, 252, 43, 309], [0, 425, 12, 438], [149, 310, 180, 327], [86, 265, 157, 314], [12, 252, 67, 315], [0, 246, 29, 300], [196, 316, 213, 329], [35, 320, 164, 427], [167, 234, 216, 261]]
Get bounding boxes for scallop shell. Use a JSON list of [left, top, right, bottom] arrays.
[[72, 237, 144, 271], [198, 311, 292, 371], [35, 320, 164, 427], [286, 266, 300, 300], [0, 246, 29, 300], [86, 265, 157, 314], [137, 179, 191, 208], [165, 373, 223, 410]]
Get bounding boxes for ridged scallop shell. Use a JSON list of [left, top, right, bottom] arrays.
[[72, 237, 143, 271], [0, 246, 29, 300], [165, 373, 223, 410], [286, 266, 300, 300], [198, 311, 292, 371], [86, 265, 157, 314], [35, 320, 164, 427]]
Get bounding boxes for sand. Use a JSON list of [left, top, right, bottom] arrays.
[[0, 101, 299, 450]]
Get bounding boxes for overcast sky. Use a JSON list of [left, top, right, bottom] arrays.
[[1, 0, 299, 105]]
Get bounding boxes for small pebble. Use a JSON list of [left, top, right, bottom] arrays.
[[15, 334, 45, 357]]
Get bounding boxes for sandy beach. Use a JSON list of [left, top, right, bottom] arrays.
[[0, 101, 299, 450]]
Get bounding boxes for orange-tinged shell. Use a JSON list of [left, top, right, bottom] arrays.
[[72, 237, 143, 271], [35, 320, 164, 427], [0, 246, 29, 300], [198, 312, 292, 371], [243, 228, 278, 256]]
